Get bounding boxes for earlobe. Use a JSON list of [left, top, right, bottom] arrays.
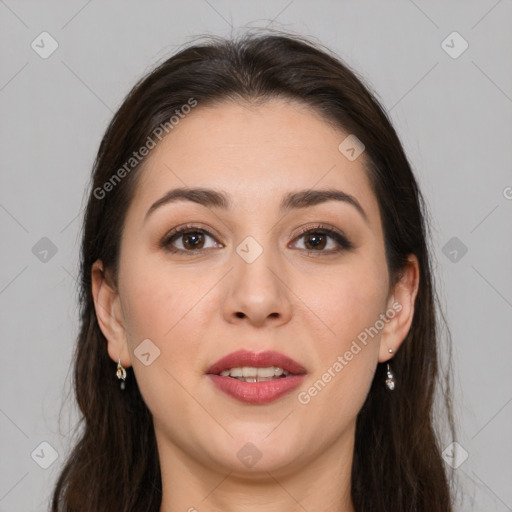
[[91, 260, 131, 367], [378, 254, 420, 363]]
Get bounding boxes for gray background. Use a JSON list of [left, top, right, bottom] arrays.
[[1, 1, 511, 510]]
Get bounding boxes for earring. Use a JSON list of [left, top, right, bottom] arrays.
[[116, 357, 127, 390], [384, 362, 396, 391]]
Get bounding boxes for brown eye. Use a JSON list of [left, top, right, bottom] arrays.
[[303, 232, 328, 250], [162, 226, 222, 253], [291, 225, 353, 254], [181, 231, 205, 250]]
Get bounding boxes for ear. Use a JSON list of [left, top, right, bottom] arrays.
[[378, 254, 420, 363], [91, 259, 132, 368]]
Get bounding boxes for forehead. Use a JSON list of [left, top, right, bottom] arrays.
[[130, 98, 380, 223]]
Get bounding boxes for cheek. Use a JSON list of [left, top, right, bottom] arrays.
[[119, 259, 213, 365], [295, 280, 385, 433], [120, 243, 185, 333], [118, 263, 210, 426], [121, 273, 176, 342], [293, 256, 388, 410], [299, 258, 389, 352]]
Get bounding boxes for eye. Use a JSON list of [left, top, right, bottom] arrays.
[[161, 223, 353, 256], [161, 224, 223, 254], [290, 224, 353, 255]]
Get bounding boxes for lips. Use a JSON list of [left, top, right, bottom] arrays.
[[206, 349, 307, 376]]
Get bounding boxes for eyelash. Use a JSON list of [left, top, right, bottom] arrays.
[[160, 223, 354, 256]]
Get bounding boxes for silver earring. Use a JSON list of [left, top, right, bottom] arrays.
[[385, 363, 396, 391], [116, 357, 127, 390]]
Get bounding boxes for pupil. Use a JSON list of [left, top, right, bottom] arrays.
[[184, 232, 203, 250], [306, 233, 326, 250]]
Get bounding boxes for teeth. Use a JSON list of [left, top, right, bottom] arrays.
[[227, 376, 287, 383], [219, 366, 290, 378]]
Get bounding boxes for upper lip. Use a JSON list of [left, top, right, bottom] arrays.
[[206, 349, 307, 375]]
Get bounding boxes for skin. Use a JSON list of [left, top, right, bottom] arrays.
[[92, 98, 419, 512]]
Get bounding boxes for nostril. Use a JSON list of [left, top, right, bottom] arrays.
[[235, 312, 245, 318]]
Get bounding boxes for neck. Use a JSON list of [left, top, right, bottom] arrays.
[[157, 423, 356, 512]]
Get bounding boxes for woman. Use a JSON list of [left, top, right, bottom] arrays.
[[51, 31, 456, 511]]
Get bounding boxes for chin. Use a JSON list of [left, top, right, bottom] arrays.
[[203, 432, 301, 474]]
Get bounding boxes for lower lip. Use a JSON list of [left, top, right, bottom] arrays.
[[207, 374, 306, 404]]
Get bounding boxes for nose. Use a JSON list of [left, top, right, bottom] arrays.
[[221, 242, 293, 328]]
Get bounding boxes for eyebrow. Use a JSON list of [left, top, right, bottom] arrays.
[[144, 187, 368, 223]]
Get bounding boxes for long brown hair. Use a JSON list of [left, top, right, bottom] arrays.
[[51, 31, 456, 511]]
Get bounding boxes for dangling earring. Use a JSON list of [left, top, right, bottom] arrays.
[[116, 357, 127, 390], [385, 362, 396, 391]]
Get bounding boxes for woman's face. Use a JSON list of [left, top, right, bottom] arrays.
[[97, 98, 413, 478]]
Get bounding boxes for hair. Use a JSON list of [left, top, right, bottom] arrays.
[[51, 30, 456, 511]]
